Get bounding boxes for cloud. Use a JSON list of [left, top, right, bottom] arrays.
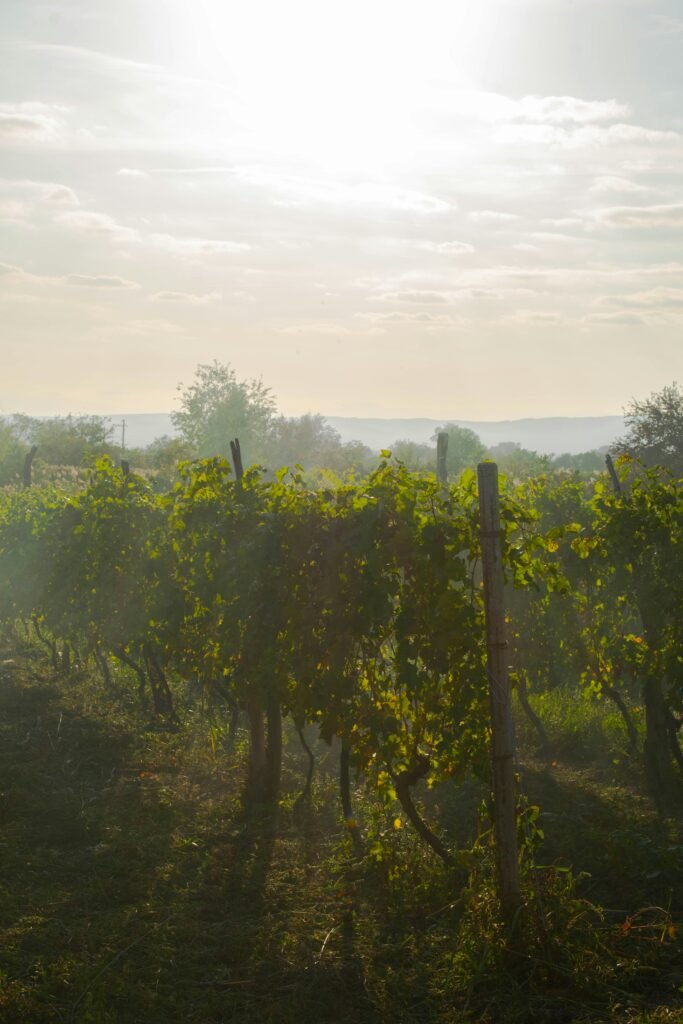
[[145, 234, 249, 255], [274, 178, 452, 214], [583, 312, 645, 327], [0, 200, 29, 224], [436, 90, 628, 126], [0, 178, 80, 226], [375, 290, 451, 304], [505, 310, 564, 325], [0, 103, 68, 144], [55, 210, 137, 240], [66, 274, 139, 289], [0, 178, 79, 207], [653, 15, 683, 35], [42, 185, 80, 206], [53, 207, 248, 256], [541, 217, 585, 228], [277, 321, 383, 336], [419, 240, 475, 255], [595, 203, 683, 228], [469, 210, 521, 225], [515, 95, 629, 124], [150, 290, 222, 304], [493, 121, 680, 150], [0, 262, 23, 277], [596, 287, 683, 310], [589, 176, 653, 194], [355, 311, 465, 328]]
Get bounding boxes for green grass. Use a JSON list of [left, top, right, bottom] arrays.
[[0, 641, 681, 1023]]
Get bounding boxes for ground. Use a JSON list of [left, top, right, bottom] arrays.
[[0, 638, 681, 1023]]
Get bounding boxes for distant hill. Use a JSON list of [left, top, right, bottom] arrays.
[[110, 412, 625, 456], [325, 416, 626, 455]]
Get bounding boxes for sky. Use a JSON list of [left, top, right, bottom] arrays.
[[1, 0, 683, 419]]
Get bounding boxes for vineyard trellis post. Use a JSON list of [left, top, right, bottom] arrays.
[[477, 461, 520, 922], [436, 432, 448, 486]]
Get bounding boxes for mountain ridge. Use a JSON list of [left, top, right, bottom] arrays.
[[102, 413, 625, 455]]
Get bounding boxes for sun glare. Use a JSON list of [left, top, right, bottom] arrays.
[[170, 0, 497, 170]]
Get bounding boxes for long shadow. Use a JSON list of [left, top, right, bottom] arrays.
[[518, 762, 683, 913], [0, 660, 189, 1023]]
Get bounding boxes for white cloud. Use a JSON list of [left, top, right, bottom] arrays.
[[66, 274, 139, 289], [597, 287, 683, 310], [55, 210, 137, 240], [493, 121, 680, 150], [541, 217, 585, 228], [516, 95, 629, 124], [0, 103, 68, 144], [0, 262, 24, 277], [356, 310, 466, 328], [375, 290, 451, 304], [589, 176, 653, 194], [595, 203, 683, 228], [582, 312, 645, 327], [145, 234, 249, 255], [469, 210, 521, 225], [419, 240, 475, 255], [505, 310, 564, 325], [434, 90, 628, 126], [277, 321, 383, 336], [274, 178, 452, 214], [150, 290, 222, 304]]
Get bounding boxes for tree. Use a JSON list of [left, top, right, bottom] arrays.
[[390, 439, 434, 472], [489, 443, 550, 480], [0, 418, 25, 485], [551, 450, 605, 475], [432, 424, 487, 479], [613, 382, 683, 475], [172, 362, 277, 464], [10, 414, 114, 467], [267, 414, 343, 472]]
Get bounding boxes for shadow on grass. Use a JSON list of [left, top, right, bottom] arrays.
[[516, 761, 683, 916], [0, 659, 383, 1023]]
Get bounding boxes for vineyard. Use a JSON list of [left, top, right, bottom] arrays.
[[0, 453, 682, 1022]]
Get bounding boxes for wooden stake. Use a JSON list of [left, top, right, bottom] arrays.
[[436, 432, 448, 486], [230, 438, 244, 480], [605, 453, 621, 496], [477, 462, 520, 922], [23, 446, 37, 489]]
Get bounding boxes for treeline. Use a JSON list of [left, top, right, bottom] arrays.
[[1, 361, 610, 489]]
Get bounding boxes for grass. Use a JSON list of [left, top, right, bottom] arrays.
[[0, 639, 681, 1023]]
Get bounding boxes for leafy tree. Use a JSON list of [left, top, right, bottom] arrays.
[[11, 414, 114, 467], [490, 443, 550, 480], [172, 361, 277, 464], [431, 424, 487, 479], [613, 382, 683, 475], [0, 418, 25, 485], [267, 414, 343, 471], [551, 450, 606, 475], [389, 439, 434, 472], [141, 435, 193, 489]]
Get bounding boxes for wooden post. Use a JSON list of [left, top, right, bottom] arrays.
[[230, 438, 244, 480], [23, 445, 38, 489], [605, 453, 621, 496], [436, 432, 448, 486], [477, 462, 520, 922]]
